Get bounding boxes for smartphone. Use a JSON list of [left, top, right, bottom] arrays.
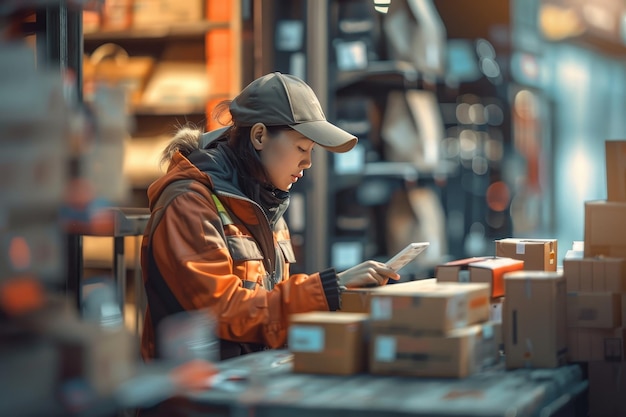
[[386, 242, 430, 272]]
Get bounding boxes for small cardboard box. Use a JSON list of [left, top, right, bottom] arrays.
[[369, 282, 490, 333], [369, 322, 498, 378], [504, 271, 567, 369], [468, 257, 525, 298], [605, 140, 626, 202], [566, 292, 621, 329], [588, 361, 626, 417], [495, 238, 557, 271], [435, 256, 491, 283], [288, 312, 369, 375], [584, 200, 626, 260]]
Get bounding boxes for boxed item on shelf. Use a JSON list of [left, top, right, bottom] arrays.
[[369, 281, 490, 333], [566, 292, 621, 329], [288, 311, 369, 375], [503, 270, 567, 369], [584, 200, 626, 260], [369, 321, 498, 378], [132, 0, 204, 28], [495, 238, 558, 271]]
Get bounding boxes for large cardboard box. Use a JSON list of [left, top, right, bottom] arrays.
[[588, 361, 626, 417], [566, 257, 626, 292], [605, 140, 626, 202], [567, 327, 626, 362], [468, 257, 525, 298], [566, 292, 621, 328], [495, 238, 557, 271], [369, 282, 490, 333], [288, 312, 369, 375], [435, 256, 491, 283], [369, 322, 498, 378], [584, 200, 626, 260], [504, 271, 567, 369]]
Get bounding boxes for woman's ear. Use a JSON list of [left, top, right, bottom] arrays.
[[250, 123, 266, 151]]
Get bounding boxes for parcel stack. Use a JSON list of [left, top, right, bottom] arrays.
[[367, 280, 497, 378], [579, 140, 626, 417]]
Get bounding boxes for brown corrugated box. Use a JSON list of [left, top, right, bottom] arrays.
[[495, 238, 557, 271], [503, 270, 567, 369], [435, 256, 491, 283], [567, 327, 626, 362], [605, 140, 626, 202], [369, 322, 498, 378], [340, 278, 437, 313], [288, 311, 369, 375], [369, 282, 490, 333], [565, 257, 626, 292], [584, 200, 626, 260], [566, 292, 621, 328], [468, 257, 525, 298]]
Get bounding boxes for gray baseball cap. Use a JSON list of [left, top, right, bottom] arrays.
[[229, 72, 358, 153]]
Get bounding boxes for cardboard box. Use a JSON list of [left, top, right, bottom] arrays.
[[588, 361, 626, 417], [468, 257, 525, 298], [584, 200, 626, 260], [567, 327, 626, 362], [566, 292, 621, 328], [288, 312, 369, 375], [605, 140, 626, 202], [340, 278, 437, 313], [495, 238, 557, 271], [369, 322, 498, 378], [504, 271, 567, 369], [369, 282, 490, 333], [435, 256, 491, 283]]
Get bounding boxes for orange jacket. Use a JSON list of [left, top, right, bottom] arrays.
[[141, 143, 340, 361]]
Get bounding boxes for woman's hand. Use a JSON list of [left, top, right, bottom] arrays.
[[337, 260, 401, 288]]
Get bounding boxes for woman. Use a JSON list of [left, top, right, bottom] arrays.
[[141, 72, 399, 362]]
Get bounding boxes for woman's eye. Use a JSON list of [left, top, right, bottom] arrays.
[[298, 147, 306, 152]]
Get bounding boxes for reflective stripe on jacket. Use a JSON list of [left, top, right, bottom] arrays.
[[141, 150, 337, 361]]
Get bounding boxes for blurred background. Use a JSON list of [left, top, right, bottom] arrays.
[[1, 0, 625, 415]]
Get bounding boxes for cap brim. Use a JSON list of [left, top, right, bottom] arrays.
[[290, 120, 358, 153]]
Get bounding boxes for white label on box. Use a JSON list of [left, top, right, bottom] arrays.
[[370, 296, 392, 320], [289, 326, 324, 352], [448, 295, 467, 328], [374, 335, 396, 362], [490, 301, 502, 322], [516, 242, 526, 254]]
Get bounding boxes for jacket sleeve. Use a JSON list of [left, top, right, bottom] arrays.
[[149, 191, 338, 348]]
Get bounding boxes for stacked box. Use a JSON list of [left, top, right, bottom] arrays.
[[503, 271, 568, 369], [495, 238, 557, 271], [368, 281, 499, 378], [436, 256, 523, 299], [564, 257, 626, 363], [340, 278, 437, 313]]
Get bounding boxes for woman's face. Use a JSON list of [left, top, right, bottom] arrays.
[[252, 125, 314, 191]]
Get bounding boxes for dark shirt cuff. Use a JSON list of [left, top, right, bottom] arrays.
[[319, 268, 341, 311]]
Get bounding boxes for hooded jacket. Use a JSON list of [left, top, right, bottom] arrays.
[[140, 131, 341, 361]]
